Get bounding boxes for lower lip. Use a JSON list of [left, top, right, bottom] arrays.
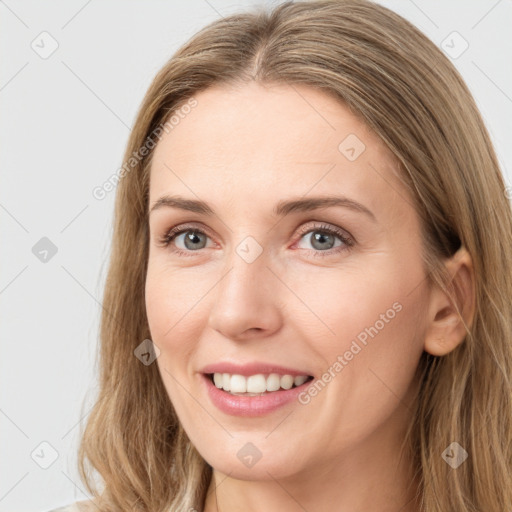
[[202, 374, 313, 417]]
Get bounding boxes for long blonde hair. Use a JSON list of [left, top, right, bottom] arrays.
[[77, 1, 512, 510]]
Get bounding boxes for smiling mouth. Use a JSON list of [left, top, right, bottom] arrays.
[[206, 372, 314, 396]]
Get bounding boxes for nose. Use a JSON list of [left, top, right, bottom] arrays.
[[207, 248, 283, 341]]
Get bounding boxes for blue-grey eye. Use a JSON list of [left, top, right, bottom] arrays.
[[176, 230, 209, 250], [297, 229, 345, 251]]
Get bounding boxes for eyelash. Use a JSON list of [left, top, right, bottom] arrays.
[[157, 222, 355, 258]]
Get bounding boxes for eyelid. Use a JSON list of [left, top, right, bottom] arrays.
[[294, 221, 354, 243], [161, 219, 352, 239], [158, 222, 217, 247], [158, 220, 355, 255]]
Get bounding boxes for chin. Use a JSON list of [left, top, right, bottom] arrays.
[[199, 442, 307, 481]]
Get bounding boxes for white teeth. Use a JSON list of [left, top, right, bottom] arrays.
[[212, 372, 311, 394], [230, 374, 247, 393], [294, 375, 308, 386], [213, 373, 223, 388], [280, 375, 294, 390], [247, 374, 267, 393], [267, 373, 281, 392]]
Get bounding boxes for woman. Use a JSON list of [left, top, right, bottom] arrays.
[[48, 0, 512, 510]]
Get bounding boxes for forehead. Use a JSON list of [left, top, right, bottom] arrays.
[[149, 82, 410, 221]]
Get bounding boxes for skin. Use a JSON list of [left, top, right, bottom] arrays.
[[145, 81, 475, 512]]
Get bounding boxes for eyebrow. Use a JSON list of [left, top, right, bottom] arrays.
[[149, 194, 377, 222]]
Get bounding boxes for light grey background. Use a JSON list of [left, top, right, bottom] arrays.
[[1, 1, 511, 511]]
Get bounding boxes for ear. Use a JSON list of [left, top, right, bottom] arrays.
[[424, 247, 476, 356]]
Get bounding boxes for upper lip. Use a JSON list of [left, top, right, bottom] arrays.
[[200, 361, 312, 377]]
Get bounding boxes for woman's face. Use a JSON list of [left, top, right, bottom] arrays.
[[145, 82, 430, 481]]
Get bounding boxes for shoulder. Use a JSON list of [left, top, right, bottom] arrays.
[[45, 500, 96, 512]]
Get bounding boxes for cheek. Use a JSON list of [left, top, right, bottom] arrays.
[[145, 269, 202, 419], [144, 264, 224, 402], [144, 268, 200, 386], [145, 264, 208, 343], [290, 263, 427, 429], [285, 262, 411, 354], [287, 274, 422, 450]]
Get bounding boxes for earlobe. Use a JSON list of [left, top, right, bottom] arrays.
[[423, 247, 476, 357]]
